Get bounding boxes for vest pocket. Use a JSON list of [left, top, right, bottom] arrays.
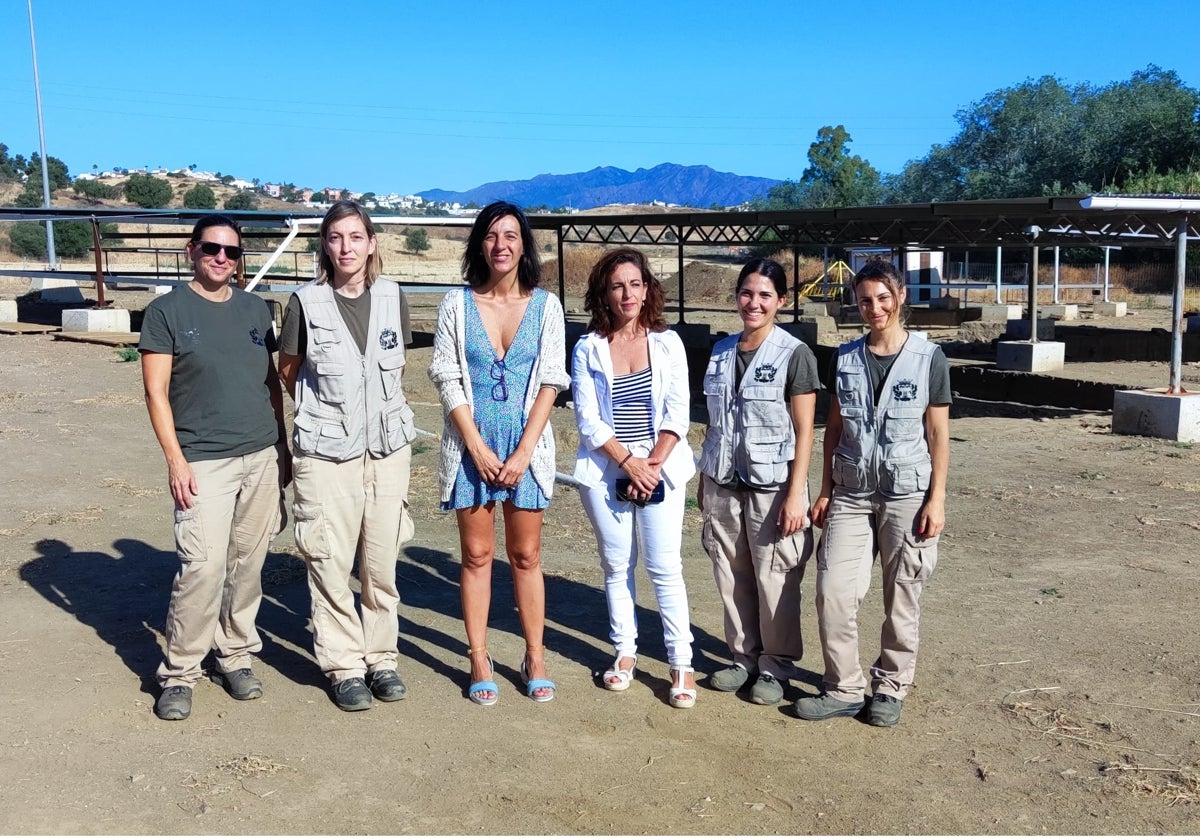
[[882, 406, 925, 444], [379, 353, 406, 401], [294, 410, 349, 458], [744, 432, 789, 486], [739, 384, 784, 426], [832, 451, 869, 491], [880, 456, 931, 495], [314, 361, 346, 404], [383, 402, 415, 450]]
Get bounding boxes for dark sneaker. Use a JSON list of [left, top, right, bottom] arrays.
[[368, 669, 407, 702], [155, 686, 193, 721], [710, 664, 752, 692], [750, 673, 785, 705], [793, 693, 865, 721], [211, 668, 263, 700], [867, 693, 903, 727], [332, 677, 373, 712]]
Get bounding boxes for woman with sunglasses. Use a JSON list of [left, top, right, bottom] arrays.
[[794, 259, 949, 728], [429, 201, 569, 705], [139, 214, 289, 721], [277, 200, 416, 713], [698, 257, 820, 707], [571, 247, 697, 708]]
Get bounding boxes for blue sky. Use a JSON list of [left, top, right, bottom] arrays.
[[1, 0, 1197, 196]]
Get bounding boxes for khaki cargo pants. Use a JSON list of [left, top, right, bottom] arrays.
[[814, 489, 938, 701], [157, 444, 285, 688], [292, 446, 414, 684]]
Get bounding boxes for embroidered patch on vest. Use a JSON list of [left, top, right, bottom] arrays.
[[379, 328, 398, 350], [892, 379, 919, 401], [249, 327, 265, 346], [753, 362, 778, 383]]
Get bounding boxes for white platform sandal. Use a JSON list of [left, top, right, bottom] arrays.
[[603, 655, 637, 691], [669, 666, 697, 709]]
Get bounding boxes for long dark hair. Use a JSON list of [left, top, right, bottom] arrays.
[[583, 247, 667, 336], [461, 201, 541, 289]]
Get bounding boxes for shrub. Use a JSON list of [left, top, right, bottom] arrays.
[[223, 191, 258, 211], [182, 184, 217, 209], [72, 179, 121, 200], [123, 173, 174, 208]]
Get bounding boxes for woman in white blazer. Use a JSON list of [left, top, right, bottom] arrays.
[[571, 247, 697, 709]]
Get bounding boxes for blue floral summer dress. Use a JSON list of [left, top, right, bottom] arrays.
[[445, 288, 549, 511]]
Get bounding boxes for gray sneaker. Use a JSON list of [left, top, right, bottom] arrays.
[[368, 669, 407, 702], [867, 693, 902, 727], [793, 693, 865, 721], [750, 674, 785, 705], [332, 677, 373, 712], [710, 664, 752, 692], [211, 668, 263, 700], [155, 686, 193, 721]]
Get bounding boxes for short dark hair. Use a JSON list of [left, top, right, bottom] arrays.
[[736, 257, 788, 297], [583, 247, 667, 337], [317, 200, 382, 286], [189, 214, 241, 246], [461, 201, 541, 289]]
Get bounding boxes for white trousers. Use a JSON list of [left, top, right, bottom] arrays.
[[579, 453, 693, 668]]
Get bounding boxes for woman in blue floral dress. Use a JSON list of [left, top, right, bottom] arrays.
[[429, 201, 570, 705]]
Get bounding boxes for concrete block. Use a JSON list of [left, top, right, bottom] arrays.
[[958, 321, 1006, 343], [1042, 304, 1079, 320], [61, 308, 131, 333], [1112, 388, 1200, 442], [0, 300, 16, 322], [979, 304, 1022, 322], [1093, 301, 1127, 317], [155, 285, 174, 295], [927, 294, 960, 311], [1005, 318, 1055, 341], [995, 340, 1065, 372]]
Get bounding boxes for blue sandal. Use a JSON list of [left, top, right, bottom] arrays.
[[521, 646, 556, 703], [467, 648, 498, 706]]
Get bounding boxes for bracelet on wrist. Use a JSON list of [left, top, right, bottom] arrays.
[[618, 452, 634, 468]]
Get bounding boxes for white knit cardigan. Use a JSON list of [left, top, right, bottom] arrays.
[[427, 286, 570, 505]]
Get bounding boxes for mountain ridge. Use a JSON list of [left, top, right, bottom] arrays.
[[417, 162, 780, 210]]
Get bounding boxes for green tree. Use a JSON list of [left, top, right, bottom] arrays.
[[755, 126, 881, 209], [360, 191, 377, 206], [404, 227, 431, 255], [223, 191, 258, 211], [279, 182, 298, 202], [8, 220, 119, 259], [72, 179, 121, 200], [0, 143, 20, 180], [123, 173, 174, 208], [25, 152, 71, 191], [311, 190, 329, 203], [182, 183, 218, 209]]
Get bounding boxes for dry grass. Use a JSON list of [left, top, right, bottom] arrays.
[[1102, 763, 1200, 806], [101, 478, 162, 498], [23, 504, 103, 526], [217, 754, 290, 780], [74, 393, 143, 406]]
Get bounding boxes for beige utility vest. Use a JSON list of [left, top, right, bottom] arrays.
[[699, 326, 799, 488], [292, 279, 414, 461], [832, 332, 934, 497]]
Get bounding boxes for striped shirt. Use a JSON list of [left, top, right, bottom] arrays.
[[612, 365, 655, 444]]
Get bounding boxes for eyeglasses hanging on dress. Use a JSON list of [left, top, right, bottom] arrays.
[[490, 358, 508, 402]]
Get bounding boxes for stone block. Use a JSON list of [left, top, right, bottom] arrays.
[[1093, 301, 1127, 317], [0, 300, 16, 322], [1005, 318, 1056, 341], [61, 308, 131, 333], [927, 294, 960, 311], [1042, 304, 1079, 320], [1186, 315, 1200, 333], [958, 321, 1006, 343], [155, 285, 174, 295], [995, 340, 1065, 373], [979, 304, 1022, 322], [1112, 388, 1200, 442]]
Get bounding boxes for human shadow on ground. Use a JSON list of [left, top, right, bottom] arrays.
[[20, 537, 324, 696], [395, 541, 811, 702]]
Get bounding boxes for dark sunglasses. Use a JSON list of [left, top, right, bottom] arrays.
[[194, 241, 243, 260]]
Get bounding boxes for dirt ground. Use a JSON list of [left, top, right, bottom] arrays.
[[1, 282, 1199, 835]]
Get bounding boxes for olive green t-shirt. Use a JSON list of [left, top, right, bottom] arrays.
[[138, 285, 279, 461]]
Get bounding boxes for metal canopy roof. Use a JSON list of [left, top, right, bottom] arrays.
[[2, 195, 1197, 249]]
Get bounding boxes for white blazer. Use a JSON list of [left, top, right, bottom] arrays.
[[571, 328, 696, 490]]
